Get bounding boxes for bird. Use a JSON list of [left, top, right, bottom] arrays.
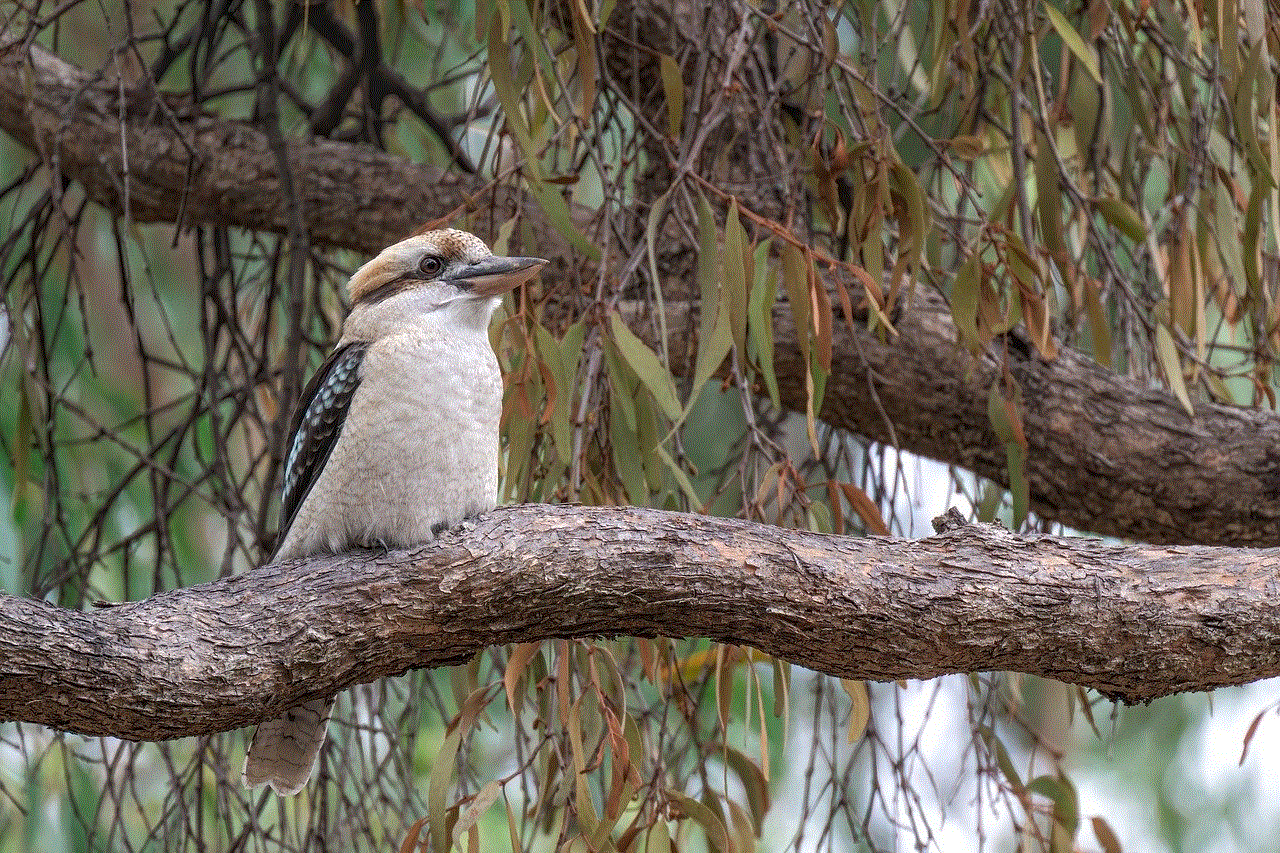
[[241, 228, 546, 795]]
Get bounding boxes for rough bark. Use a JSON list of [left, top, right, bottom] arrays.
[[2, 504, 1278, 741], [653, 295, 1280, 546], [0, 36, 569, 261], [4, 37, 1280, 546]]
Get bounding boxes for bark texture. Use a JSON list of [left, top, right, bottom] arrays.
[[2, 504, 1279, 741], [4, 36, 1280, 546]]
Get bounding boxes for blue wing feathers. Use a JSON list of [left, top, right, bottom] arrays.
[[275, 341, 370, 557]]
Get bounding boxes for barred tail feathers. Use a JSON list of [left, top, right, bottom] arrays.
[[242, 697, 335, 795]]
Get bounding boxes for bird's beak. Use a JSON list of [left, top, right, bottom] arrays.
[[449, 256, 548, 297]]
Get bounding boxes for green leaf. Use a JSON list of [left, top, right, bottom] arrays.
[[747, 253, 781, 408], [610, 401, 647, 502], [1007, 442, 1029, 530], [609, 314, 682, 421], [526, 178, 602, 262], [693, 195, 732, 394], [643, 822, 673, 853], [696, 191, 719, 306], [659, 54, 684, 139], [1044, 4, 1102, 85], [1213, 178, 1247, 296], [487, 14, 601, 263], [645, 191, 673, 370], [771, 655, 790, 726], [534, 325, 573, 463], [989, 384, 1030, 527], [666, 789, 733, 853], [1244, 177, 1266, 302], [979, 726, 1023, 791], [723, 200, 750, 357], [11, 385, 31, 512], [721, 747, 768, 835], [428, 725, 463, 853], [602, 334, 638, 430], [1095, 195, 1148, 242], [951, 253, 982, 350], [655, 444, 702, 508], [1039, 131, 1069, 248], [807, 500, 833, 533], [889, 159, 929, 272], [487, 15, 530, 149], [1027, 775, 1079, 836], [695, 297, 735, 395]]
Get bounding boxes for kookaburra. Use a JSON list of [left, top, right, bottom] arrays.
[[241, 229, 546, 795]]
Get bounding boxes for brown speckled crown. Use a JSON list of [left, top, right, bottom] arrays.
[[347, 229, 492, 304]]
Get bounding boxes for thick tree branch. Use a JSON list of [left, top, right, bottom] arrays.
[[774, 298, 1280, 546], [4, 37, 1280, 546], [0, 38, 507, 256], [1, 504, 1278, 741]]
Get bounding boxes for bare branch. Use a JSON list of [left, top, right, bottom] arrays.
[[2, 503, 1277, 741]]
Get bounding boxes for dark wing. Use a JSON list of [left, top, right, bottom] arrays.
[[274, 341, 371, 557]]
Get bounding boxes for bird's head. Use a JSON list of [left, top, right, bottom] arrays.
[[345, 229, 547, 329]]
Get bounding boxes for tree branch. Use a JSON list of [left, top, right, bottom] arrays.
[[0, 37, 508, 256], [4, 36, 1280, 546], [1, 504, 1278, 741]]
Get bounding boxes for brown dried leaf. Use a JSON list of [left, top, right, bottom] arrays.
[[1091, 816, 1123, 853], [837, 481, 891, 536], [399, 817, 429, 853], [504, 641, 543, 716]]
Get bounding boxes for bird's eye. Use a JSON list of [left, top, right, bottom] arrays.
[[418, 255, 444, 277]]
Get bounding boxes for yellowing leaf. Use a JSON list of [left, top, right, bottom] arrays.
[[946, 133, 987, 159], [1155, 323, 1194, 415], [781, 243, 812, 365], [504, 641, 543, 716], [1083, 277, 1112, 368], [454, 781, 502, 842], [841, 679, 871, 743], [569, 0, 597, 121]]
